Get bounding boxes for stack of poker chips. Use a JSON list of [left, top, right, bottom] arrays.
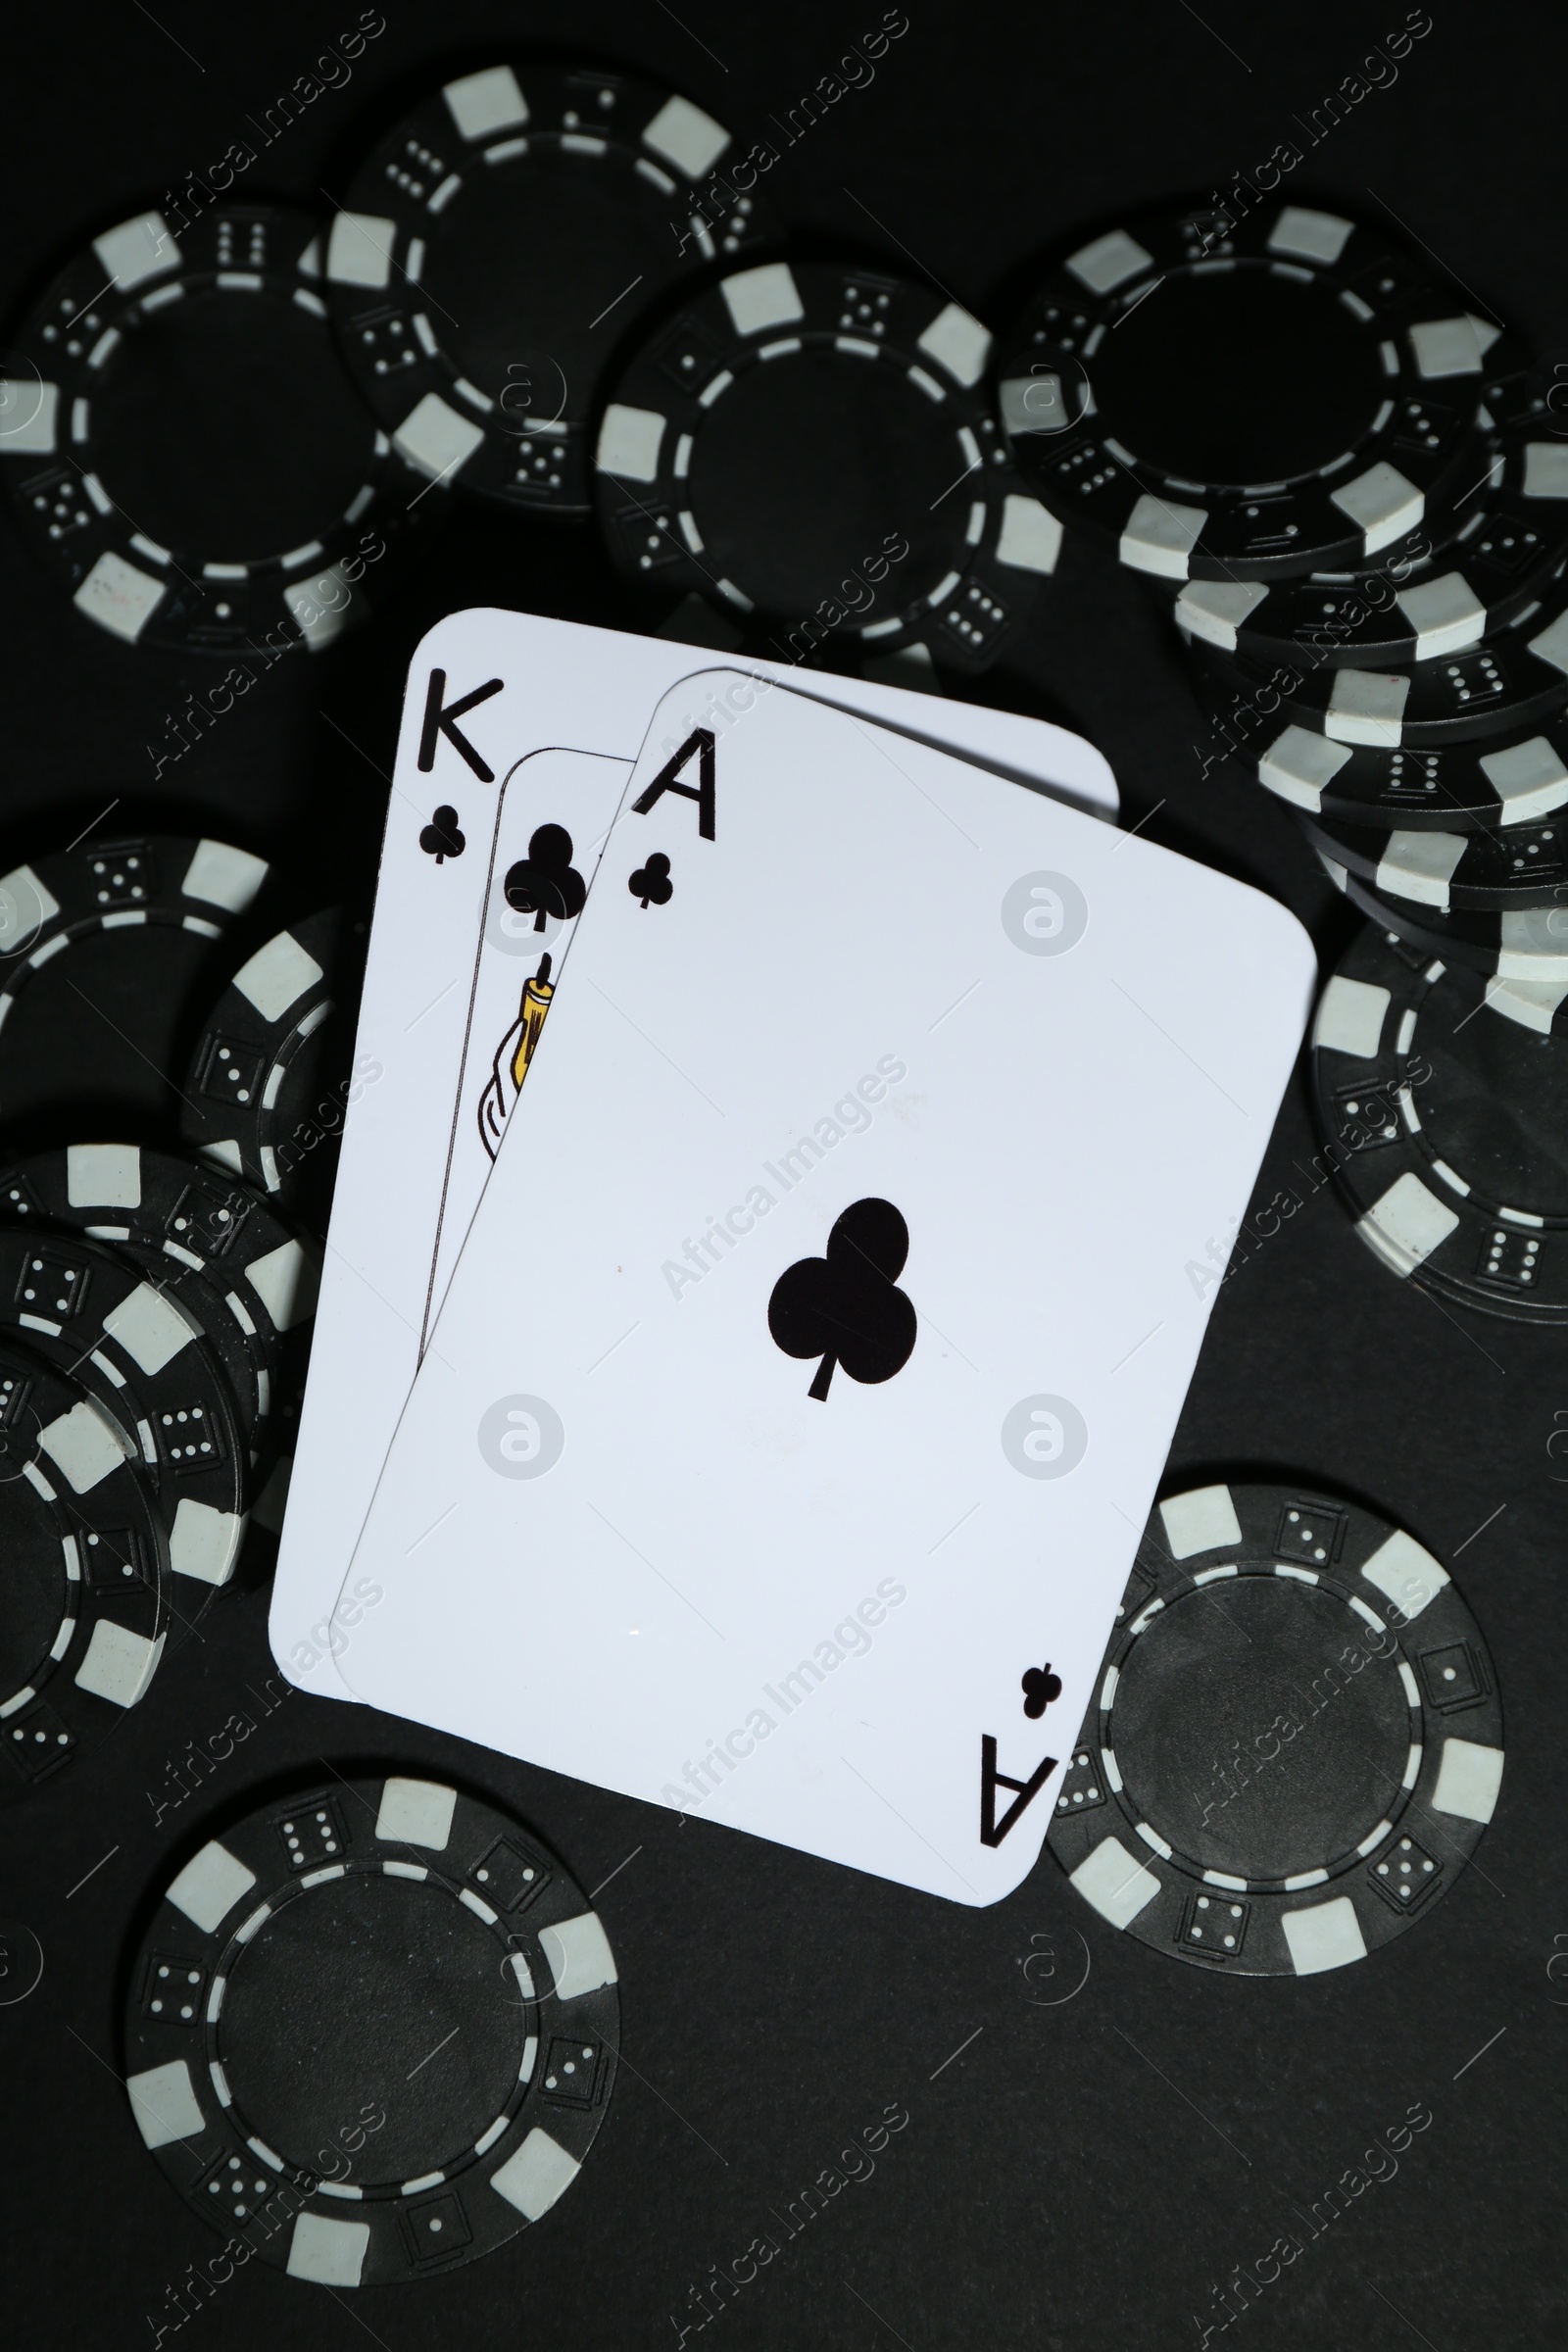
[[0, 827, 361, 1799], [996, 195, 1568, 1321]]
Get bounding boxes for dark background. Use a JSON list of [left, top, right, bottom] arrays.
[[2, 4, 1564, 2346]]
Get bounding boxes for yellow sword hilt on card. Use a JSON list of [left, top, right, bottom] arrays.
[[511, 952, 554, 1090]]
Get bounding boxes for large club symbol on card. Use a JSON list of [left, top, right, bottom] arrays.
[[768, 1199, 917, 1399]]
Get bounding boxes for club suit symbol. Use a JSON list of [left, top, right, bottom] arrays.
[[418, 805, 466, 863], [1021, 1664, 1061, 1719], [629, 852, 673, 908], [504, 825, 585, 932], [768, 1199, 916, 1401]]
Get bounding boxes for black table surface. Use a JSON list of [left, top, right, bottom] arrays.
[[2, 5, 1563, 2346]]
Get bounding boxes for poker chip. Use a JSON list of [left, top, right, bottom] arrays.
[[1324, 854, 1568, 978], [0, 832, 269, 1135], [0, 1227, 248, 1592], [1300, 805, 1568, 911], [1249, 706, 1568, 832], [0, 203, 425, 655], [1170, 377, 1568, 668], [123, 1774, 618, 2285], [594, 259, 1064, 672], [325, 59, 771, 515], [1187, 580, 1568, 749], [1049, 1481, 1503, 1975], [179, 909, 365, 1216], [1312, 922, 1568, 1318], [996, 199, 1508, 582], [0, 1146, 318, 1467], [0, 1337, 171, 1800]]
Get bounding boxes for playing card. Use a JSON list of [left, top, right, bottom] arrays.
[[330, 671, 1314, 1904], [270, 610, 1118, 1697]]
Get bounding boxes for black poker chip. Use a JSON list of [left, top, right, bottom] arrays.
[[0, 832, 271, 1141], [1300, 805, 1568, 911], [0, 203, 427, 655], [179, 908, 367, 1221], [1248, 704, 1568, 833], [1323, 852, 1568, 979], [1185, 576, 1568, 749], [123, 1773, 619, 2286], [324, 59, 773, 515], [594, 259, 1065, 672], [996, 199, 1510, 582], [1167, 377, 1568, 668], [0, 1336, 171, 1800], [1311, 922, 1568, 1319], [0, 1146, 318, 1469], [1049, 1482, 1503, 1975], [0, 1226, 248, 1595]]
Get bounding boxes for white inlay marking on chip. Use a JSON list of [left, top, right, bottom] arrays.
[[1358, 1171, 1460, 1275], [490, 2126, 581, 2220], [1395, 572, 1488, 661], [94, 212, 177, 292], [1407, 315, 1484, 379], [167, 1839, 257, 1933], [720, 262, 804, 339], [127, 2059, 206, 2150], [595, 402, 665, 482], [1432, 1737, 1503, 1824], [1121, 496, 1207, 580], [0, 379, 58, 453], [39, 1398, 127, 1494], [1479, 735, 1568, 825], [1267, 207, 1352, 265], [995, 495, 1062, 575], [1331, 460, 1423, 556], [246, 1237, 318, 1332], [375, 1776, 457, 1849], [1325, 669, 1409, 747], [285, 570, 354, 652], [916, 302, 991, 388], [1174, 577, 1269, 649], [233, 931, 324, 1023], [443, 64, 528, 140], [539, 1911, 618, 1998], [324, 212, 396, 290], [74, 1619, 162, 1707], [1316, 973, 1382, 1058], [102, 1282, 195, 1376], [1282, 1895, 1367, 1974], [179, 839, 269, 914], [392, 391, 484, 483], [1068, 1837, 1160, 1929], [1065, 228, 1153, 293], [170, 1497, 241, 1587], [74, 551, 168, 643], [1258, 725, 1352, 813], [1375, 830, 1467, 908], [1158, 1485, 1242, 1559], [642, 92, 729, 180], [1521, 443, 1568, 501], [285, 2212, 370, 2288]]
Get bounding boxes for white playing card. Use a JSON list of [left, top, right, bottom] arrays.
[[270, 609, 1117, 1696], [330, 671, 1313, 1905]]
